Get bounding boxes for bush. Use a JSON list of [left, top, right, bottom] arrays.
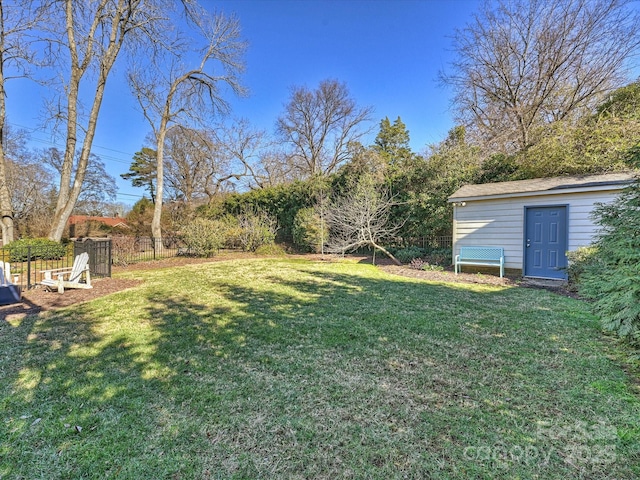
[[181, 218, 227, 257], [111, 236, 138, 266], [292, 207, 328, 253], [254, 243, 287, 256], [4, 238, 69, 262], [236, 209, 278, 252], [422, 247, 452, 266], [409, 258, 445, 272], [565, 246, 598, 290], [393, 246, 426, 264], [578, 180, 640, 345]]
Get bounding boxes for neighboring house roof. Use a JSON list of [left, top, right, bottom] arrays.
[[67, 215, 129, 228], [448, 172, 637, 202]]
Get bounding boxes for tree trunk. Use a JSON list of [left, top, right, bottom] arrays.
[[0, 148, 14, 245], [151, 147, 164, 248], [0, 18, 14, 245], [151, 121, 167, 251], [48, 0, 129, 241], [371, 241, 402, 266]]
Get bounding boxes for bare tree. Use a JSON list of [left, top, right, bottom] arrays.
[[252, 148, 302, 187], [4, 135, 56, 237], [213, 118, 273, 190], [41, 148, 117, 215], [276, 79, 374, 177], [164, 126, 241, 205], [43, 0, 172, 241], [442, 0, 640, 153], [129, 6, 246, 243], [0, 0, 51, 243], [325, 176, 402, 265]]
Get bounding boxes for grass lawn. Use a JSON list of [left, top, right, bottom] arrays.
[[1, 258, 639, 479]]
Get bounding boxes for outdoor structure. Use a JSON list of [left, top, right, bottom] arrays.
[[448, 172, 637, 279], [67, 215, 129, 238]]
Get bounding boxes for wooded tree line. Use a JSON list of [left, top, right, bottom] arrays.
[[0, 0, 246, 244], [2, 0, 640, 247]]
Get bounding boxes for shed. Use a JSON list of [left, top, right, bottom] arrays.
[[448, 172, 637, 279]]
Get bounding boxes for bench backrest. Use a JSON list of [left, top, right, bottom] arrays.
[[459, 246, 504, 261]]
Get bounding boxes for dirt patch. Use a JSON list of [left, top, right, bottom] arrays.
[[0, 277, 143, 321], [377, 263, 519, 286], [376, 261, 579, 298]]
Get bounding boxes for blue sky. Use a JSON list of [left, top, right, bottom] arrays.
[[9, 0, 481, 205]]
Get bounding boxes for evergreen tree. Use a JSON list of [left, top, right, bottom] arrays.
[[374, 116, 412, 165], [579, 178, 640, 346], [121, 148, 158, 203]]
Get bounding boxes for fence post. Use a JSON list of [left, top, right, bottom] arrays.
[[107, 239, 112, 277], [27, 245, 32, 290]]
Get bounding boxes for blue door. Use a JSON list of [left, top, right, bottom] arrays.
[[524, 206, 568, 279]]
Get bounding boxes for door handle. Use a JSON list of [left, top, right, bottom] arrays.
[[526, 239, 531, 247]]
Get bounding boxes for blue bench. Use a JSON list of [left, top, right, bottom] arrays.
[[454, 246, 505, 278]]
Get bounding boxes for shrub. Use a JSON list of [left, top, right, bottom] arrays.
[[181, 218, 227, 257], [111, 235, 138, 266], [236, 209, 278, 252], [565, 246, 598, 290], [578, 180, 640, 345], [215, 215, 243, 250], [422, 247, 452, 266], [292, 207, 328, 253], [254, 243, 287, 256], [394, 246, 426, 264], [409, 257, 445, 272], [4, 238, 69, 262]]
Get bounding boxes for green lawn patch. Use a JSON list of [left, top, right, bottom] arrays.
[[1, 258, 639, 478]]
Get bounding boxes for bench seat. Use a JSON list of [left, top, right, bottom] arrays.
[[454, 246, 505, 278]]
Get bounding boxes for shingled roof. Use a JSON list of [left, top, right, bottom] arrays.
[[68, 215, 129, 228], [448, 172, 637, 202]]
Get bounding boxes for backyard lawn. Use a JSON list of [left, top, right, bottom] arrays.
[[1, 258, 639, 478]]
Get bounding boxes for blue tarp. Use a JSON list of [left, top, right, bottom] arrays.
[[0, 285, 20, 305]]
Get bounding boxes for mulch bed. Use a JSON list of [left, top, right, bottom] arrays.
[[0, 254, 576, 321]]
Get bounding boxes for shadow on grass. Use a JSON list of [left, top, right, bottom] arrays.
[[1, 259, 636, 479]]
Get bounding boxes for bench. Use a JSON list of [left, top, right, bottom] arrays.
[[454, 246, 505, 278]]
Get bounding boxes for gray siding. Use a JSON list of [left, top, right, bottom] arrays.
[[452, 191, 621, 270]]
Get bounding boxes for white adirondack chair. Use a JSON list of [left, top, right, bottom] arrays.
[[0, 261, 11, 285], [0, 262, 21, 304], [41, 252, 92, 293]]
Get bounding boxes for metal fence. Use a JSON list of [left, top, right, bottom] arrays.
[[0, 244, 75, 291], [0, 239, 115, 292], [110, 236, 185, 266], [399, 236, 453, 250], [74, 238, 112, 278], [0, 236, 185, 292]]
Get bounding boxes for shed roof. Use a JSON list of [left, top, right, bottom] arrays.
[[68, 215, 129, 228], [448, 172, 637, 202]]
